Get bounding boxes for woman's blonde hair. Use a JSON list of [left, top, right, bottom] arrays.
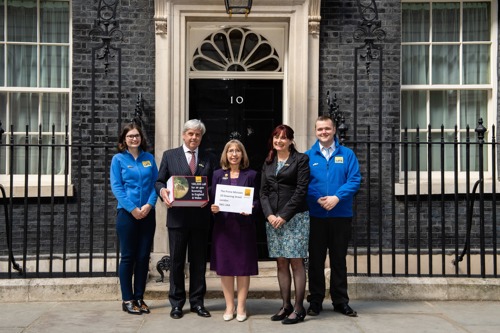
[[220, 139, 250, 170]]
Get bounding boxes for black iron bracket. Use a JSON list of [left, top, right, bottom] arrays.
[[353, 0, 386, 75], [89, 0, 124, 74], [156, 255, 171, 283], [327, 91, 348, 145], [0, 184, 23, 276]]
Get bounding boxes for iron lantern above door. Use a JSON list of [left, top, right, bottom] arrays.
[[225, 0, 252, 15]]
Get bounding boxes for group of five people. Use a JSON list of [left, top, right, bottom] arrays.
[[110, 116, 361, 324]]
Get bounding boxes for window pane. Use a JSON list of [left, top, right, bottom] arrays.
[[401, 91, 427, 129], [402, 3, 430, 42], [463, 2, 490, 42], [432, 2, 460, 42], [0, 0, 4, 41], [401, 132, 427, 172], [7, 45, 37, 87], [41, 0, 70, 43], [0, 145, 5, 174], [41, 135, 65, 174], [7, 0, 37, 42], [430, 132, 455, 171], [11, 134, 65, 174], [402, 45, 429, 84], [461, 139, 488, 172], [229, 29, 244, 61], [10, 92, 39, 132], [463, 44, 490, 84], [432, 45, 459, 84], [42, 93, 68, 132], [0, 92, 6, 130], [0, 45, 4, 86], [41, 45, 69, 88], [12, 135, 37, 174], [430, 90, 457, 128], [460, 90, 487, 129]]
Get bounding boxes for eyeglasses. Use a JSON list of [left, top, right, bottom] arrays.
[[126, 134, 141, 139], [227, 149, 242, 155]]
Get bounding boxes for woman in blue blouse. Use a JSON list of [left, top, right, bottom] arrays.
[[110, 123, 158, 315]]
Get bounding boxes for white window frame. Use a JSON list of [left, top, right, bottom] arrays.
[[0, 0, 73, 197], [399, 0, 498, 194]]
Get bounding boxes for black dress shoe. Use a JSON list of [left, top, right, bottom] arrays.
[[122, 301, 142, 315], [170, 306, 183, 319], [190, 305, 211, 317], [282, 309, 306, 325], [333, 303, 357, 317], [136, 299, 150, 314], [270, 306, 293, 321], [307, 302, 323, 316]]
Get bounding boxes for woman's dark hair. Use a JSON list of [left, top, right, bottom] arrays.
[[117, 123, 148, 152], [265, 124, 297, 164]]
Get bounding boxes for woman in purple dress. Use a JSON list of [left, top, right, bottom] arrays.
[[210, 139, 260, 322]]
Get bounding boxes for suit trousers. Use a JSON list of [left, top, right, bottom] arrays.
[[308, 216, 352, 305], [116, 209, 156, 301], [168, 227, 210, 308]]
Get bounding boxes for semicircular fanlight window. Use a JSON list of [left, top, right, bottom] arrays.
[[191, 27, 281, 72]]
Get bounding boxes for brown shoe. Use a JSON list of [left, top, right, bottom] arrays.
[[122, 301, 142, 315], [136, 299, 150, 314]]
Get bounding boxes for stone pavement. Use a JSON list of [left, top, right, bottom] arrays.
[[2, 261, 500, 333], [3, 298, 500, 333]]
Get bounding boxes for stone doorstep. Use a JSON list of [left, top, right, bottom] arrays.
[[147, 275, 500, 301], [2, 259, 500, 302], [2, 274, 500, 303]]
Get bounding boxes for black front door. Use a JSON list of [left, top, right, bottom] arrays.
[[189, 79, 283, 259]]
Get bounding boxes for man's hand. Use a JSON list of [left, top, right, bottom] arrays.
[[160, 188, 172, 208], [318, 195, 339, 211]]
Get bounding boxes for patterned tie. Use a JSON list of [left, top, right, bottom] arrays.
[[189, 151, 196, 175]]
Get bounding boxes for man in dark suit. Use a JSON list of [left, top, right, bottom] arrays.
[[155, 119, 217, 319]]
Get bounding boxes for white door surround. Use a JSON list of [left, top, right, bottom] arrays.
[[152, 0, 320, 258]]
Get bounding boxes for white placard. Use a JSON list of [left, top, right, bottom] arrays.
[[214, 184, 254, 214]]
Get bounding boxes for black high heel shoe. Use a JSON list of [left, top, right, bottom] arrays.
[[282, 309, 306, 325], [122, 301, 142, 315], [270, 306, 293, 321], [136, 299, 150, 314]]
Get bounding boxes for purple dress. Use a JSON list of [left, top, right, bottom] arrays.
[[210, 168, 259, 276]]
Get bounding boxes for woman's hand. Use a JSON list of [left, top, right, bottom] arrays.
[[140, 204, 152, 217], [131, 204, 152, 220], [268, 214, 285, 229], [274, 216, 286, 229], [131, 207, 143, 220], [211, 204, 220, 214]]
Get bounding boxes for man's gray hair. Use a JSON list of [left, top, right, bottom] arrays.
[[183, 119, 206, 136]]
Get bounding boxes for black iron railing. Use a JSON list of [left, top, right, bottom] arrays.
[[0, 121, 498, 278]]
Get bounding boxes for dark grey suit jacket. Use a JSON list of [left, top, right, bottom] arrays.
[[260, 151, 310, 222], [155, 146, 218, 229]]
